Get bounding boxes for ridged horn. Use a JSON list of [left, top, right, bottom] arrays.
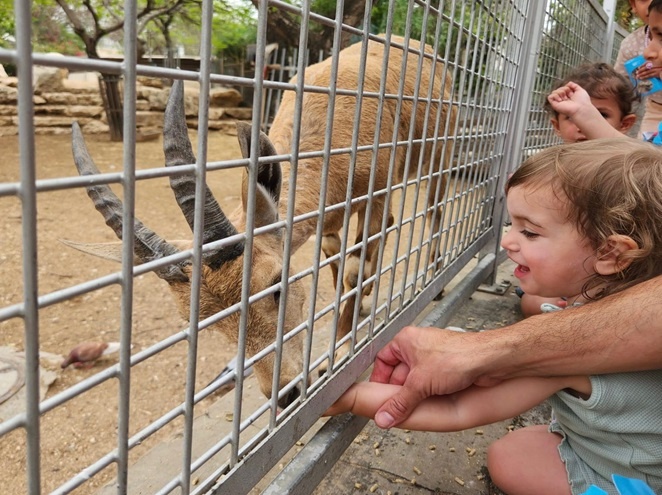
[[71, 122, 189, 283], [163, 80, 243, 267]]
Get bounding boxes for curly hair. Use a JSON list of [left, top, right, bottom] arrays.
[[543, 62, 638, 119], [506, 138, 662, 300]]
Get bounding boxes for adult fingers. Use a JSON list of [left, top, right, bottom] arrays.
[[373, 377, 426, 429], [370, 336, 407, 383]]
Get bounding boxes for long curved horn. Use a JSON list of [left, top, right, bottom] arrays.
[[163, 80, 243, 267], [71, 122, 189, 283]]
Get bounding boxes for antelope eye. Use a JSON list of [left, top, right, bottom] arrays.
[[272, 276, 282, 305]]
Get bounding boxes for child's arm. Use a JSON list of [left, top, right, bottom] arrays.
[[547, 82, 624, 139], [327, 375, 588, 432]]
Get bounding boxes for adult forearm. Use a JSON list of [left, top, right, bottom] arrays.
[[477, 276, 662, 382]]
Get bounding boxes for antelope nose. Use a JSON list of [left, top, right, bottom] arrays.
[[278, 384, 302, 409]]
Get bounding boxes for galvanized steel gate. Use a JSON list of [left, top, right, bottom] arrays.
[[0, 0, 625, 493]]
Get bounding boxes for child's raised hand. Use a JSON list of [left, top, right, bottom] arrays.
[[547, 81, 592, 118]]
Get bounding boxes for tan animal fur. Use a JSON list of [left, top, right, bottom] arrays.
[[66, 35, 455, 407]]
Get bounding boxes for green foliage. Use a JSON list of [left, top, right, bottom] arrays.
[[615, 0, 644, 31], [0, 0, 84, 54], [212, 1, 257, 58], [0, 0, 14, 48], [32, 3, 85, 55]]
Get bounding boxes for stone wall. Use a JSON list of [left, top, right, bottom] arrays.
[[0, 67, 252, 138]]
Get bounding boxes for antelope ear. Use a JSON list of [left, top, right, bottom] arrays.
[[59, 238, 129, 264], [236, 122, 282, 205], [595, 234, 639, 275], [236, 122, 282, 229], [241, 169, 280, 229], [59, 238, 193, 264]]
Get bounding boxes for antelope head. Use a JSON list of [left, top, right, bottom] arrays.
[[68, 80, 307, 408]]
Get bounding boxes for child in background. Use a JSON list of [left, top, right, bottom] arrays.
[[327, 139, 662, 495], [518, 62, 638, 317], [614, 0, 662, 136], [549, 0, 662, 142], [545, 63, 637, 143]]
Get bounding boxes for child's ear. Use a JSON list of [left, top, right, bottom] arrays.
[[551, 117, 561, 135], [619, 113, 637, 133], [595, 234, 639, 275]]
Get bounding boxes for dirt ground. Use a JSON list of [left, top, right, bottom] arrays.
[[0, 130, 340, 493]]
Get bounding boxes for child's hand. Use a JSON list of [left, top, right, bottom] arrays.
[[635, 64, 662, 81], [324, 383, 359, 416], [547, 81, 592, 118]]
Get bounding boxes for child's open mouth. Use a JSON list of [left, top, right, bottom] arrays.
[[514, 264, 530, 278]]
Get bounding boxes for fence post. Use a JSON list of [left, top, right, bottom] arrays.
[[479, 1, 547, 284], [602, 0, 617, 61]]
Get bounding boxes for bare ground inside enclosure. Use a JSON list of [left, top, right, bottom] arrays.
[[0, 129, 496, 493], [0, 130, 346, 493]]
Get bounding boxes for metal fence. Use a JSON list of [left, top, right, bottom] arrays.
[[0, 1, 627, 494]]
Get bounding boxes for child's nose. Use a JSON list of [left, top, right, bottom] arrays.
[[644, 39, 659, 62], [500, 227, 518, 251]]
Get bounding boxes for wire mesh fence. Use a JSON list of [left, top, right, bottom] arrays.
[[0, 1, 626, 494]]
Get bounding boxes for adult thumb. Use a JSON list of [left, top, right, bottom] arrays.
[[373, 387, 421, 429]]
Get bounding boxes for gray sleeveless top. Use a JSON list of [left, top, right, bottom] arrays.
[[547, 369, 662, 495]]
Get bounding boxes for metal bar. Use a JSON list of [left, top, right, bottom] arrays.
[[14, 0, 40, 493], [480, 1, 546, 283], [115, 1, 139, 491], [260, 251, 499, 495]]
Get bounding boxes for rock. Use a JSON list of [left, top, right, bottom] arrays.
[[135, 110, 166, 128], [81, 119, 110, 134], [40, 92, 77, 105], [34, 126, 73, 135], [33, 66, 68, 94], [208, 108, 226, 120], [224, 107, 252, 120], [0, 126, 17, 136], [137, 76, 165, 88], [209, 87, 243, 107], [0, 105, 17, 116], [67, 105, 104, 118], [0, 76, 18, 87], [0, 86, 18, 104]]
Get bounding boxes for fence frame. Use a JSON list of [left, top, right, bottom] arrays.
[[0, 1, 624, 494]]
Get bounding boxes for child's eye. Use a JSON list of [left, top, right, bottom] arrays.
[[520, 229, 539, 239]]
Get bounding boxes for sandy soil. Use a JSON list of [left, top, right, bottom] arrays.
[[0, 130, 339, 493]]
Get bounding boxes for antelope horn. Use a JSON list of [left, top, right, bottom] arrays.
[[71, 122, 189, 283], [163, 80, 243, 268]]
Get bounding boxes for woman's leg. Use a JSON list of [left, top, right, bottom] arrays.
[[487, 425, 572, 495]]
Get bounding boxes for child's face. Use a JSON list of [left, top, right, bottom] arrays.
[[501, 185, 597, 300], [645, 8, 662, 66], [551, 96, 633, 143], [630, 0, 652, 23]]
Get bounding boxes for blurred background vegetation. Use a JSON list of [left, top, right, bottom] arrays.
[[0, 0, 642, 65]]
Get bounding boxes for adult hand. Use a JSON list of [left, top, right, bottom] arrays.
[[369, 326, 489, 429]]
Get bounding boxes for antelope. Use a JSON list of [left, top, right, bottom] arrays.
[[68, 36, 456, 407]]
